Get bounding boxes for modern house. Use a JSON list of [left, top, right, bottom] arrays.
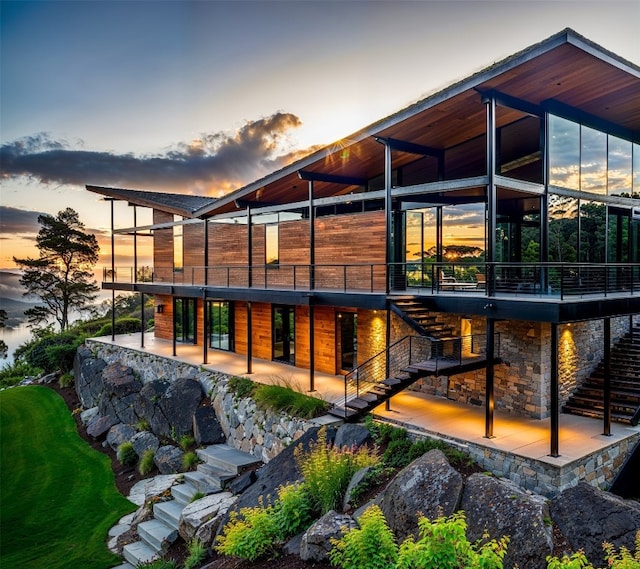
[[87, 28, 640, 488]]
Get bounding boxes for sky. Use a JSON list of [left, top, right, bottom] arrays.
[[1, 0, 639, 274]]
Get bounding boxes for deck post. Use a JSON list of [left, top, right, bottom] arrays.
[[484, 94, 497, 298], [484, 317, 495, 438], [309, 304, 315, 391], [384, 141, 392, 294], [308, 180, 315, 290], [202, 289, 208, 365], [550, 323, 559, 457], [172, 296, 177, 357], [385, 305, 391, 411], [132, 204, 137, 283], [603, 317, 612, 436], [204, 219, 209, 286], [110, 198, 116, 342], [140, 292, 145, 348], [246, 301, 253, 374], [246, 206, 252, 288]]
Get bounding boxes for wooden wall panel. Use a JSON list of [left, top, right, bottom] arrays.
[[153, 210, 174, 282], [154, 294, 173, 340], [234, 302, 272, 361], [295, 306, 336, 375], [208, 223, 248, 265]]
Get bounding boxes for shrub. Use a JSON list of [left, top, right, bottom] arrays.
[[273, 482, 314, 537], [135, 418, 151, 432], [190, 491, 205, 503], [546, 530, 640, 569], [254, 382, 328, 419], [22, 331, 85, 373], [295, 426, 378, 514], [228, 376, 256, 399], [58, 372, 74, 388], [184, 538, 207, 569], [396, 511, 508, 569], [137, 560, 177, 569], [329, 504, 398, 569], [0, 361, 41, 389], [96, 317, 142, 337], [116, 441, 137, 466], [179, 434, 195, 451], [182, 451, 199, 470], [138, 449, 155, 475]]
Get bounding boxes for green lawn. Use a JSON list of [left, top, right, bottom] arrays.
[[0, 386, 136, 569]]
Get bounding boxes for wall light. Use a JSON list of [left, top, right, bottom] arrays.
[[156, 304, 165, 314]]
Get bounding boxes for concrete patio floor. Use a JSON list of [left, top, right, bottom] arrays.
[[93, 333, 640, 470]]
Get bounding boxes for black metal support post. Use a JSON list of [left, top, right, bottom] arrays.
[[132, 205, 137, 283], [309, 304, 315, 392], [246, 301, 253, 374], [110, 198, 115, 341], [603, 318, 612, 436], [202, 289, 208, 365], [140, 292, 145, 348], [485, 95, 497, 298], [247, 207, 252, 288], [308, 180, 315, 290], [485, 317, 495, 438], [172, 296, 177, 357], [204, 220, 209, 286], [550, 323, 559, 457], [384, 141, 392, 294], [385, 304, 391, 411]]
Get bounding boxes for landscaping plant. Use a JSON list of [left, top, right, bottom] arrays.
[[546, 530, 640, 569], [184, 538, 207, 569], [116, 441, 137, 466], [138, 449, 155, 475]]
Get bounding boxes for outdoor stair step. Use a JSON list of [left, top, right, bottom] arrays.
[[137, 519, 178, 553], [111, 563, 135, 569], [182, 471, 223, 494], [371, 385, 392, 395], [123, 540, 158, 567], [563, 396, 637, 414], [328, 406, 359, 419], [578, 384, 640, 399], [382, 377, 402, 386], [588, 374, 640, 388], [562, 404, 631, 423], [196, 443, 261, 475], [345, 397, 371, 411], [171, 482, 198, 505], [153, 500, 184, 530], [198, 462, 238, 483]]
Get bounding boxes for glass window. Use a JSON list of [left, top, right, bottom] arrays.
[[173, 215, 183, 270], [608, 136, 632, 196], [548, 194, 578, 262], [209, 301, 233, 351], [580, 126, 607, 194], [579, 201, 606, 263], [175, 298, 196, 344], [549, 116, 579, 189], [442, 203, 485, 280], [265, 224, 279, 265], [633, 144, 640, 195], [497, 115, 542, 183]]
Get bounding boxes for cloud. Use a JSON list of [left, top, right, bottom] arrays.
[[0, 206, 47, 235], [0, 112, 318, 196]]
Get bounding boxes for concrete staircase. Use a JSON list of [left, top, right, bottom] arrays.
[[119, 443, 261, 567]]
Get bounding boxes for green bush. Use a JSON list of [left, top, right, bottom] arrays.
[[58, 372, 74, 388], [546, 530, 640, 569], [182, 451, 199, 471], [295, 426, 378, 514], [254, 382, 328, 419], [116, 441, 137, 466], [0, 361, 42, 389], [137, 560, 177, 569], [21, 331, 85, 373], [329, 504, 398, 569], [138, 449, 155, 475], [184, 539, 207, 569], [273, 482, 314, 537], [179, 434, 195, 451], [228, 376, 256, 399], [96, 317, 142, 337]]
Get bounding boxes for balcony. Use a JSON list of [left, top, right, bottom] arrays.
[[103, 262, 640, 300]]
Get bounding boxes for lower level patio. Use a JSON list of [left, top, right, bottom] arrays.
[[92, 334, 639, 473]]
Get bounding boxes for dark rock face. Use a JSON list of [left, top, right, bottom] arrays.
[[159, 378, 202, 437], [461, 473, 553, 569], [131, 431, 160, 457], [86, 414, 118, 440], [98, 363, 143, 424], [106, 423, 137, 452], [333, 423, 372, 450], [551, 482, 640, 568], [154, 445, 184, 474], [380, 449, 463, 542], [74, 345, 107, 408], [300, 510, 358, 562], [193, 406, 225, 445]]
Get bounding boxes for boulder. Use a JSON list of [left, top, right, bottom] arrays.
[[178, 492, 237, 545], [100, 392, 139, 425], [334, 423, 372, 450], [461, 473, 553, 569], [380, 449, 462, 542], [343, 466, 375, 513], [80, 406, 99, 426], [228, 470, 256, 495], [130, 431, 160, 457], [300, 510, 358, 562], [135, 379, 171, 435], [157, 378, 202, 438], [74, 345, 107, 408], [128, 474, 181, 507], [86, 414, 118, 440], [98, 363, 142, 424], [106, 423, 137, 452], [550, 482, 640, 568], [193, 406, 225, 445], [154, 445, 184, 474], [38, 371, 59, 384]]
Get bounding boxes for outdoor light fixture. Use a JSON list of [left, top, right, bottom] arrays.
[[156, 304, 165, 314]]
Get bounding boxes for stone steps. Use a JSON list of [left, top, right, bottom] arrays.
[[114, 443, 262, 568]]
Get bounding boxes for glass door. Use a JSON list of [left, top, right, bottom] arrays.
[[208, 301, 233, 351], [337, 312, 357, 372], [273, 305, 295, 364], [175, 298, 196, 344]]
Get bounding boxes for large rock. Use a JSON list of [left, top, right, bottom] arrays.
[[193, 406, 225, 445], [98, 363, 142, 424], [300, 510, 358, 562], [178, 492, 237, 545], [74, 345, 107, 408], [130, 431, 160, 457], [550, 482, 640, 568], [461, 473, 553, 569], [86, 414, 118, 440], [106, 423, 137, 452], [154, 445, 184, 474], [158, 378, 202, 438], [334, 423, 372, 450], [380, 449, 462, 542], [343, 466, 375, 513], [135, 380, 171, 434]]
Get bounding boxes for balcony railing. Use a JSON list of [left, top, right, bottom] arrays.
[[103, 261, 640, 299]]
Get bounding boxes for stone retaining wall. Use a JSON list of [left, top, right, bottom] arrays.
[[86, 339, 316, 463]]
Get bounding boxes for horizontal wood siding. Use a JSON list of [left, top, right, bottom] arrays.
[[295, 306, 336, 375], [208, 223, 249, 286], [184, 222, 206, 284], [235, 302, 272, 361], [153, 210, 173, 282], [154, 294, 173, 340]]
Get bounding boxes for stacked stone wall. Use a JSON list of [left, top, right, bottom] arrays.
[[86, 340, 315, 463]]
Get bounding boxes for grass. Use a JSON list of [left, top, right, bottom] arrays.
[[0, 386, 136, 569], [254, 380, 328, 419]]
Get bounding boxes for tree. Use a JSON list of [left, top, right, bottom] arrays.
[[0, 309, 7, 358], [13, 208, 100, 331]]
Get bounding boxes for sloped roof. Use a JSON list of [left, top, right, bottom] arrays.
[[86, 186, 215, 218]]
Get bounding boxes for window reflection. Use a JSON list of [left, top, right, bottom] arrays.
[[579, 201, 606, 263], [549, 116, 580, 188], [548, 194, 578, 262], [633, 144, 640, 195], [580, 127, 607, 194], [608, 137, 632, 196]]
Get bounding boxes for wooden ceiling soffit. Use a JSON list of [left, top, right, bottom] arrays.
[[297, 170, 368, 187], [374, 136, 443, 158], [477, 89, 544, 118]]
